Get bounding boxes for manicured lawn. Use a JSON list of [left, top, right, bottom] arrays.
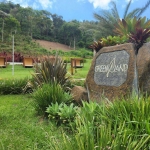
[[0, 59, 92, 79], [0, 65, 33, 79]]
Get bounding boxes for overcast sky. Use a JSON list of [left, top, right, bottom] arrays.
[[1, 0, 150, 21]]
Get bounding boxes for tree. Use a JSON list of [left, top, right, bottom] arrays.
[[51, 14, 64, 41], [60, 21, 81, 50], [4, 16, 20, 35], [32, 10, 53, 40]]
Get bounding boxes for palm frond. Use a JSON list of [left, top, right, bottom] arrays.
[[110, 1, 120, 20], [123, 0, 132, 19], [137, 0, 150, 17], [126, 8, 141, 19]]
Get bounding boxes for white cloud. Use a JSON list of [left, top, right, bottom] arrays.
[[11, 0, 30, 7], [11, 0, 55, 9], [88, 0, 113, 9], [37, 0, 53, 9]]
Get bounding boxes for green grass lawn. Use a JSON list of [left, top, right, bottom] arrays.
[[0, 59, 92, 79], [0, 65, 33, 79], [0, 95, 64, 150]]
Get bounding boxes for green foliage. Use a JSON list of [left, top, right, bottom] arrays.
[[1, 94, 150, 149], [94, 0, 150, 37], [32, 83, 72, 116], [0, 78, 28, 94], [30, 54, 69, 91], [53, 97, 150, 149], [46, 103, 77, 126], [0, 94, 65, 150], [114, 17, 150, 36], [114, 17, 150, 53], [89, 35, 128, 52], [128, 28, 150, 54]]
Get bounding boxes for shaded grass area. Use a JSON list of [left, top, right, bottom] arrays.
[[0, 95, 63, 150]]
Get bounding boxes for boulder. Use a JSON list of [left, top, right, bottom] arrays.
[[137, 42, 150, 94], [86, 43, 136, 102], [71, 86, 89, 105]]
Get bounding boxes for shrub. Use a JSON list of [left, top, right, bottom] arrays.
[[51, 98, 150, 149], [30, 54, 70, 91], [0, 78, 28, 94], [32, 83, 72, 116], [46, 103, 77, 126], [71, 99, 150, 149]]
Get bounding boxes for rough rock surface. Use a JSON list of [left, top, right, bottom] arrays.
[[137, 42, 150, 94], [86, 43, 136, 102], [71, 86, 88, 105]]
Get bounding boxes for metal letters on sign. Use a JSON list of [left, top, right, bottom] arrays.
[[94, 50, 130, 87]]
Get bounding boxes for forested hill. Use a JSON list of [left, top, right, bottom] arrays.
[[0, 1, 101, 49]]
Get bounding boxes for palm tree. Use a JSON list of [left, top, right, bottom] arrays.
[[94, 0, 150, 37]]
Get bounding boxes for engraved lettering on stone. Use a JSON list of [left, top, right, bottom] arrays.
[[94, 50, 130, 87], [95, 57, 128, 77]]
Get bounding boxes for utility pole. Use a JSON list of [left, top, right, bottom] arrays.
[[12, 34, 14, 75]]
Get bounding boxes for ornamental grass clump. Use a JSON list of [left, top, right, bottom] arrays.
[[32, 83, 72, 116], [30, 54, 69, 91], [0, 78, 28, 94]]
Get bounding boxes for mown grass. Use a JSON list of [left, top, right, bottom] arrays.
[[0, 95, 64, 150], [0, 65, 33, 79], [0, 59, 92, 79]]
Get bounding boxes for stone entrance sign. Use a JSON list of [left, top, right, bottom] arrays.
[[86, 43, 136, 101], [94, 50, 129, 87]]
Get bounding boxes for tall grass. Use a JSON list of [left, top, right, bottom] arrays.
[[50, 97, 150, 150]]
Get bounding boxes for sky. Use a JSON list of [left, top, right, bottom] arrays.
[[1, 0, 150, 21]]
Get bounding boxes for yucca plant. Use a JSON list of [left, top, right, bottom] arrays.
[[29, 53, 70, 91]]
